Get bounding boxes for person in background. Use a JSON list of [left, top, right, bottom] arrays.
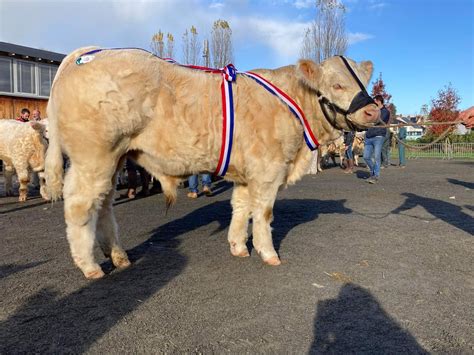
[[381, 129, 392, 168], [31, 109, 42, 121], [397, 119, 407, 168], [16, 108, 30, 122], [363, 95, 391, 184], [343, 130, 355, 174], [125, 159, 150, 199], [187, 174, 213, 199]]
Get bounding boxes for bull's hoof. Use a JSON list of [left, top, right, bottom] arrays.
[[18, 195, 27, 202], [263, 256, 281, 266], [85, 269, 105, 279], [231, 248, 250, 258], [111, 250, 131, 269], [230, 243, 250, 258]]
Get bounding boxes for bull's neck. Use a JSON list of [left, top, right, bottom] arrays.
[[252, 66, 341, 145]]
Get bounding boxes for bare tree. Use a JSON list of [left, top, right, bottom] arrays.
[[211, 19, 234, 68], [300, 0, 348, 63], [151, 30, 174, 58], [165, 33, 174, 58], [182, 26, 201, 65], [151, 30, 165, 57]]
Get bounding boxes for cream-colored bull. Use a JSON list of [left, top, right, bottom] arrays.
[[45, 47, 379, 278]]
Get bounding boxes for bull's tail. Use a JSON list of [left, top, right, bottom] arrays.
[[44, 100, 64, 201], [157, 175, 181, 212]]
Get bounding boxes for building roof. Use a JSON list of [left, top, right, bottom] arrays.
[[397, 116, 424, 130], [0, 41, 65, 64]]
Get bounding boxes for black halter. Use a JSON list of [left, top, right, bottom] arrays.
[[316, 56, 375, 131]]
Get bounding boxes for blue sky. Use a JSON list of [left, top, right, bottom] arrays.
[[0, 0, 472, 115]]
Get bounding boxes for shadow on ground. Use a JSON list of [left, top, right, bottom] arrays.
[[310, 283, 429, 354], [392, 192, 474, 235], [1, 197, 341, 353], [447, 178, 474, 190]]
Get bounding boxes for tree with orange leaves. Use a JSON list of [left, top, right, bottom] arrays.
[[371, 73, 396, 119], [428, 84, 460, 136]]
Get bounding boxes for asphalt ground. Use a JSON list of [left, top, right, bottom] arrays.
[[0, 159, 473, 354]]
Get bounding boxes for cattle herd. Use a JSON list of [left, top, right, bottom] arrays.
[[1, 47, 393, 278]]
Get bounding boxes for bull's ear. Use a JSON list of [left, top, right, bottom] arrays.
[[297, 59, 321, 89], [359, 61, 374, 85]]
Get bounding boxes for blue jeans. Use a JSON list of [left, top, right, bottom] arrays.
[[345, 145, 353, 160], [363, 136, 385, 178], [398, 140, 406, 166], [188, 174, 212, 193]]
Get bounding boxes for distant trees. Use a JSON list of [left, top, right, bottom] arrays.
[[151, 30, 174, 58], [211, 19, 234, 68], [300, 0, 348, 63], [371, 73, 396, 119], [428, 83, 460, 136], [151, 19, 234, 68], [182, 26, 202, 65]]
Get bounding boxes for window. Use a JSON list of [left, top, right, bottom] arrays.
[[0, 57, 59, 97], [39, 64, 57, 96], [17, 61, 36, 94], [0, 58, 13, 92]]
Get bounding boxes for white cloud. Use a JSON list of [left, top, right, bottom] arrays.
[[348, 32, 374, 44], [368, 1, 387, 10], [231, 17, 310, 63], [209, 1, 225, 9], [292, 0, 315, 9]]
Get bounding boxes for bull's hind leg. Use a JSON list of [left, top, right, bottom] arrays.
[[4, 164, 14, 196], [63, 163, 116, 279], [96, 172, 131, 270], [249, 180, 282, 266], [228, 184, 251, 257]]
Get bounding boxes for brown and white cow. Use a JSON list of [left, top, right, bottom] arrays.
[[45, 47, 379, 278]]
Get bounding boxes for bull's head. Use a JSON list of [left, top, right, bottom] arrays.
[[297, 56, 380, 131]]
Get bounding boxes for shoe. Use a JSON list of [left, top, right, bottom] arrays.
[[187, 191, 198, 199], [399, 165, 406, 168], [202, 186, 213, 196], [366, 177, 378, 184]]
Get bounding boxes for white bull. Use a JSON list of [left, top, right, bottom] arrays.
[[45, 47, 379, 278]]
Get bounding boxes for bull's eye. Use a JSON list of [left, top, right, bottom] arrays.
[[333, 84, 344, 90]]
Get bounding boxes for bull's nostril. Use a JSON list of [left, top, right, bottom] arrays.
[[365, 110, 373, 117]]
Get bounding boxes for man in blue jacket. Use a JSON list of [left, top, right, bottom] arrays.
[[363, 95, 391, 183]]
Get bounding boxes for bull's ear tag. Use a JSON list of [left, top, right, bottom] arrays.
[[76, 55, 95, 65]]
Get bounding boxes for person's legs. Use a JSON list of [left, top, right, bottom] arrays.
[[201, 173, 213, 195], [381, 135, 390, 167], [344, 146, 354, 173], [363, 137, 375, 176], [373, 136, 385, 178], [187, 174, 198, 198], [399, 141, 406, 166], [125, 159, 138, 198]]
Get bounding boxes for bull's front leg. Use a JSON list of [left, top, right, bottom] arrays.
[[14, 163, 30, 202], [249, 180, 281, 266], [228, 184, 251, 257]]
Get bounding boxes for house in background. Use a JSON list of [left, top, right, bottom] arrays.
[[0, 41, 65, 119], [395, 115, 425, 140]]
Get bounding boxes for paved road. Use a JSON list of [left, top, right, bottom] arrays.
[[1, 159, 473, 353]]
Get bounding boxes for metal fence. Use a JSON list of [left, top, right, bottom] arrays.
[[392, 142, 474, 160]]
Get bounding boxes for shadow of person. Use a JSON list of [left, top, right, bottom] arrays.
[[392, 192, 473, 235], [0, 198, 351, 353], [310, 283, 428, 354], [446, 178, 474, 190], [0, 261, 49, 279]]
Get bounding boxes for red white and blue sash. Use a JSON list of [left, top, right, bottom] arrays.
[[76, 48, 318, 176]]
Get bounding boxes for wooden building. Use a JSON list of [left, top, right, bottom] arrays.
[[0, 41, 65, 119]]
